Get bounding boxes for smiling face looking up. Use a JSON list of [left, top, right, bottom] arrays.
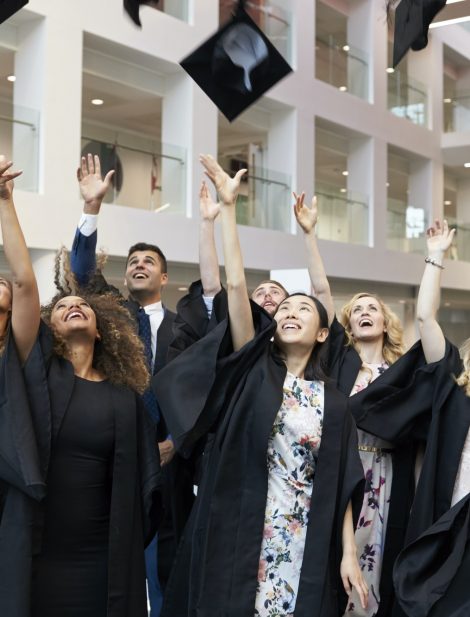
[[50, 295, 99, 342], [348, 295, 386, 344]]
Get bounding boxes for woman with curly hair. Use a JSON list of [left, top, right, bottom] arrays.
[[0, 157, 161, 617]]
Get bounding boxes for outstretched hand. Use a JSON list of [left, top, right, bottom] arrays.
[[293, 192, 318, 234], [426, 219, 455, 256], [0, 156, 22, 201], [199, 154, 246, 206], [199, 180, 220, 222], [77, 154, 115, 214]]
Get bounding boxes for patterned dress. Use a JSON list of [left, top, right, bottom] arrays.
[[255, 373, 325, 617], [344, 362, 393, 617]]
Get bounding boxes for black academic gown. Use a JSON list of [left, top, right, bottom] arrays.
[[393, 492, 470, 617], [328, 318, 424, 617], [0, 324, 162, 617], [154, 303, 365, 617]]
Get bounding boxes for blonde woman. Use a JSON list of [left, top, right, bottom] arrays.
[[292, 193, 437, 617]]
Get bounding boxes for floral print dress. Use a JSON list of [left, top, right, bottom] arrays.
[[255, 373, 324, 617], [344, 362, 393, 617]]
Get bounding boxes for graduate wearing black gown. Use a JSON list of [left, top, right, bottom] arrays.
[[154, 156, 368, 617], [0, 159, 161, 617]]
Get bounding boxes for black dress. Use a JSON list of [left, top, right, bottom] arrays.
[[31, 377, 114, 617]]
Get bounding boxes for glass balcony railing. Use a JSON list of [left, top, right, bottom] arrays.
[[315, 36, 369, 101], [80, 136, 186, 214], [219, 0, 292, 62], [228, 166, 291, 232], [446, 219, 470, 263], [0, 100, 40, 192], [388, 70, 428, 127], [315, 184, 369, 245], [157, 0, 189, 21], [443, 92, 470, 133], [387, 198, 427, 253]]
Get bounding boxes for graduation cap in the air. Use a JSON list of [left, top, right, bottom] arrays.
[[124, 0, 159, 27], [180, 0, 293, 122], [0, 0, 28, 25], [392, 0, 447, 68]]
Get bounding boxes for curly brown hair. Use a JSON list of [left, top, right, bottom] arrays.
[[340, 292, 405, 367], [42, 291, 150, 394], [456, 337, 470, 397]]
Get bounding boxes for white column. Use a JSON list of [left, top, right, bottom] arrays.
[[30, 249, 59, 305]]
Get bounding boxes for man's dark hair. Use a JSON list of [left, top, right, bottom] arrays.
[[127, 243, 168, 273]]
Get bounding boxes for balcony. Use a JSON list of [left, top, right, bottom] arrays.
[[388, 70, 428, 127], [80, 135, 186, 214], [315, 184, 369, 245], [387, 198, 427, 253], [443, 92, 470, 133], [316, 36, 369, 101]]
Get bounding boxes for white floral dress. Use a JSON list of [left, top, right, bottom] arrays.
[[255, 373, 324, 617], [344, 362, 393, 617]]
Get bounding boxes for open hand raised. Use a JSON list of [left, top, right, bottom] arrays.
[[0, 156, 22, 201], [199, 180, 220, 222], [426, 219, 455, 256], [199, 154, 246, 206], [293, 191, 318, 234], [77, 154, 115, 214]]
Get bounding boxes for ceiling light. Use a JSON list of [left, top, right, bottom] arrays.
[[386, 182, 390, 187], [340, 188, 347, 193], [386, 67, 395, 74], [91, 98, 104, 106], [342, 170, 349, 176], [444, 200, 452, 205], [339, 85, 348, 92], [399, 300, 406, 304], [6, 75, 16, 82], [154, 203, 170, 213], [464, 163, 470, 168], [342, 45, 350, 52], [178, 286, 189, 292], [443, 98, 453, 103], [444, 302, 451, 307]]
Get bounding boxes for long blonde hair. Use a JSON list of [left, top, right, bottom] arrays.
[[340, 292, 405, 366], [456, 338, 470, 397]]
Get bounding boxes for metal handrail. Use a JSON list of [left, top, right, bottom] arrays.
[[81, 136, 185, 165], [0, 115, 36, 130]]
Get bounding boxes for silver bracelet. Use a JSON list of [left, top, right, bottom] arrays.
[[425, 257, 444, 270]]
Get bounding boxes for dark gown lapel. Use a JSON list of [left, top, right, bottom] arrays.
[[154, 310, 176, 374], [47, 357, 76, 441]]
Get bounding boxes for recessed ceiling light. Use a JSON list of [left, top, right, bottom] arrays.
[[386, 67, 395, 74], [342, 170, 349, 176], [342, 45, 350, 52], [444, 200, 452, 205], [91, 98, 104, 106], [386, 182, 390, 187], [6, 75, 16, 82], [178, 287, 188, 292], [444, 302, 451, 307], [399, 299, 406, 304], [339, 85, 348, 92], [443, 98, 452, 103], [340, 188, 347, 193], [464, 163, 470, 168]]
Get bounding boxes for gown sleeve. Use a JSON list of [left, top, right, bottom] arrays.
[[0, 324, 53, 501], [167, 281, 228, 363], [349, 339, 462, 443], [153, 301, 275, 458], [393, 492, 470, 617]]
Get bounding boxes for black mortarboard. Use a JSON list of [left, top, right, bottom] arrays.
[[124, 0, 159, 27], [392, 0, 447, 68], [0, 0, 28, 25], [180, 1, 293, 122]]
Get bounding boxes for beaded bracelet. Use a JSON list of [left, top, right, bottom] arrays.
[[425, 257, 444, 270]]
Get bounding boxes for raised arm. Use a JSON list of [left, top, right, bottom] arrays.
[[0, 157, 40, 363], [199, 155, 253, 351], [199, 180, 221, 297], [293, 192, 335, 324], [416, 219, 455, 363], [70, 154, 114, 286]]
